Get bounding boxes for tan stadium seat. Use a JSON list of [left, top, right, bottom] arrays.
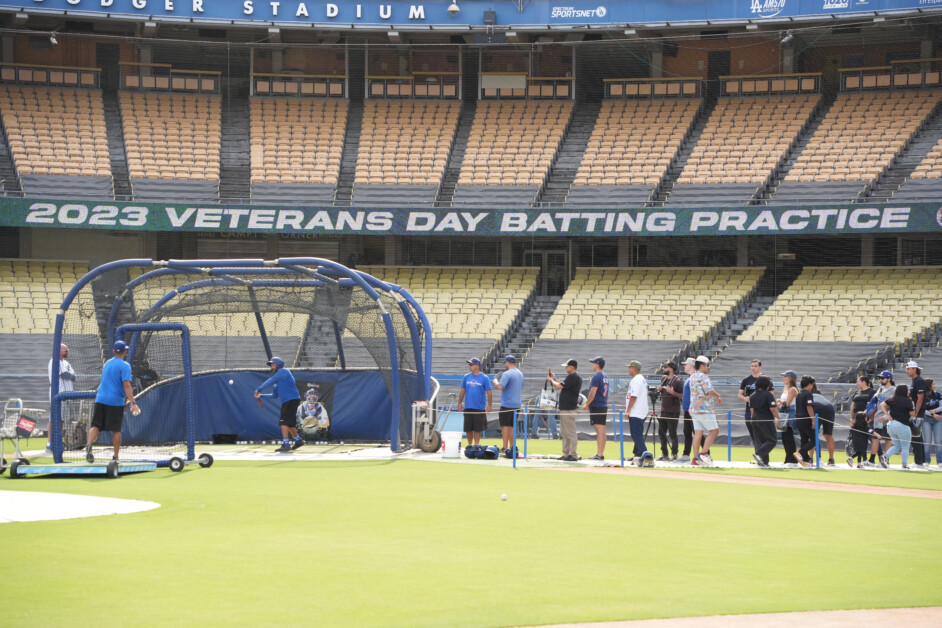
[[121, 92, 221, 181], [249, 97, 347, 184], [458, 101, 572, 186], [0, 85, 112, 180], [785, 90, 941, 184], [574, 99, 699, 187]]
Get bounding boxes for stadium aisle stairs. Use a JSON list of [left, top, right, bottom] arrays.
[[536, 101, 601, 205], [334, 101, 363, 206], [866, 100, 942, 201], [494, 296, 560, 366], [0, 116, 22, 195], [756, 93, 834, 204], [102, 91, 132, 199], [435, 102, 476, 206], [219, 75, 252, 201], [650, 98, 714, 206]]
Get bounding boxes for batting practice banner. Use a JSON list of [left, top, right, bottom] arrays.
[[0, 0, 934, 27], [3, 198, 942, 236]]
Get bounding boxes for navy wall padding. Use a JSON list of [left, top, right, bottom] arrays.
[[133, 370, 395, 442]]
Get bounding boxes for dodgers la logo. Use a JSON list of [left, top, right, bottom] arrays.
[[750, 0, 787, 18]]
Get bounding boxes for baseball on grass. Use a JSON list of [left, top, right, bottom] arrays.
[[501, 494, 507, 501], [228, 379, 234, 385]]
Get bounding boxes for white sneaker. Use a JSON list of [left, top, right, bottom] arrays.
[[676, 455, 691, 463]]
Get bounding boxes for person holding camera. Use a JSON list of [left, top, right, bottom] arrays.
[[548, 359, 582, 461], [584, 356, 609, 460], [738, 359, 764, 442], [656, 361, 683, 461]]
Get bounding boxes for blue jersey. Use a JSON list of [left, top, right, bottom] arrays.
[[497, 368, 523, 408], [96, 356, 131, 406], [588, 371, 609, 407], [461, 372, 491, 410], [256, 368, 301, 402], [682, 379, 691, 413]]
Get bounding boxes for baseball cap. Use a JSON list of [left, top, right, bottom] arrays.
[[877, 370, 893, 379], [113, 340, 128, 352], [561, 359, 578, 368], [905, 361, 919, 369], [682, 357, 697, 366], [627, 360, 642, 370], [695, 355, 710, 365], [780, 370, 798, 380], [590, 356, 605, 368], [467, 357, 482, 366], [503, 355, 516, 363]]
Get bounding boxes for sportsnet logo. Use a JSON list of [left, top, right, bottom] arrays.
[[551, 6, 608, 19], [822, 0, 850, 8], [750, 0, 787, 18]]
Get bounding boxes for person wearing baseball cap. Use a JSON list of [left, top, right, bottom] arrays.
[[678, 357, 698, 462], [85, 340, 138, 463], [584, 357, 609, 460], [865, 370, 896, 467], [255, 356, 303, 452], [459, 357, 492, 447], [905, 360, 928, 467], [688, 355, 722, 466], [625, 360, 652, 466], [492, 356, 524, 454], [548, 359, 582, 461]]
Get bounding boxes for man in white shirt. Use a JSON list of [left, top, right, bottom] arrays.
[[625, 360, 652, 466], [47, 343, 76, 451]]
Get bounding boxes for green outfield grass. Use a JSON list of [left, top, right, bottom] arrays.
[[2, 458, 941, 627]]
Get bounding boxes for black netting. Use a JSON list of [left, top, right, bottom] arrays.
[[55, 261, 426, 455]]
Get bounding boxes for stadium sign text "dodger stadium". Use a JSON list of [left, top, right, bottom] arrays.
[[3, 201, 939, 236]]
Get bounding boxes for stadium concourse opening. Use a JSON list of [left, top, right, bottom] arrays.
[[46, 259, 432, 467]]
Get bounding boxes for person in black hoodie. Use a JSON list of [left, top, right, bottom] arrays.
[[748, 375, 779, 468], [848, 412, 871, 468]]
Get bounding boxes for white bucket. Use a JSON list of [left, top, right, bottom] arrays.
[[441, 432, 461, 458]]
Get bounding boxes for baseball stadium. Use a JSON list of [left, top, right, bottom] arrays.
[[0, 0, 941, 625]]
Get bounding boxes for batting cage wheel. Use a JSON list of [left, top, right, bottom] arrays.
[[17, 457, 29, 466], [106, 460, 119, 479], [0, 457, 6, 475], [9, 460, 22, 479], [169, 457, 185, 473], [198, 453, 213, 468], [417, 429, 442, 453]]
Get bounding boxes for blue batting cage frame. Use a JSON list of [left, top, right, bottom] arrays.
[[49, 258, 434, 462]]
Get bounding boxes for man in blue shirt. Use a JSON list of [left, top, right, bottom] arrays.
[[584, 357, 609, 460], [86, 340, 138, 463], [254, 356, 303, 453], [492, 355, 523, 454], [458, 357, 492, 447], [678, 357, 695, 463]]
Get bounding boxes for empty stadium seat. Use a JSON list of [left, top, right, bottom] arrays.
[[0, 260, 92, 334], [540, 267, 763, 344], [0, 85, 113, 197], [678, 95, 818, 186], [740, 267, 942, 349], [457, 101, 572, 188], [121, 92, 221, 183], [355, 100, 458, 187], [574, 99, 699, 190], [785, 90, 941, 184], [359, 266, 539, 341], [250, 97, 347, 190]]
